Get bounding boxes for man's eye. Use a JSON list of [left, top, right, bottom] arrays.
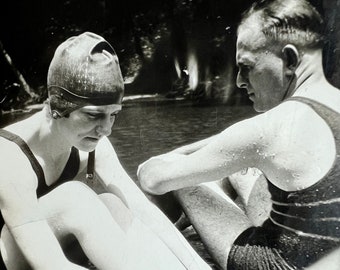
[[241, 64, 250, 70], [239, 65, 251, 74]]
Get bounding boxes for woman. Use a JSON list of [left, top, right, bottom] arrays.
[[0, 32, 210, 270]]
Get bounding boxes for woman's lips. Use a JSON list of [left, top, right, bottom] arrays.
[[85, 137, 100, 142]]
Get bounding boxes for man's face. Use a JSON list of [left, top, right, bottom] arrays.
[[236, 24, 290, 112]]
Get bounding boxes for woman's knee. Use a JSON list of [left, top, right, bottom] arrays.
[[1, 225, 29, 270], [40, 181, 105, 231], [99, 193, 133, 231]]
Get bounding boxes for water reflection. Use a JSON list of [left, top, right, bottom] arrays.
[[109, 101, 255, 181]]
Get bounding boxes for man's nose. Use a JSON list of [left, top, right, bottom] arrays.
[[236, 71, 248, 89]]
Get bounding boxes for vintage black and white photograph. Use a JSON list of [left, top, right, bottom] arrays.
[[0, 0, 339, 269]]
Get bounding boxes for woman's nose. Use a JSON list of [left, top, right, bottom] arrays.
[[96, 117, 114, 137]]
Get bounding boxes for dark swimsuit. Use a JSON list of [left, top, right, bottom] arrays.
[[227, 97, 340, 269], [0, 129, 81, 197], [0, 129, 95, 268], [0, 129, 95, 225]]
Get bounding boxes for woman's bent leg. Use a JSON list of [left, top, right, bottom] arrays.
[[1, 181, 191, 270], [1, 225, 30, 270], [98, 193, 190, 270]]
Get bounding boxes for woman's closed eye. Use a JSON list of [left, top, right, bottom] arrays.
[[86, 112, 102, 119], [110, 112, 119, 118]]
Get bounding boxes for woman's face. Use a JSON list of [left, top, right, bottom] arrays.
[[57, 104, 122, 152]]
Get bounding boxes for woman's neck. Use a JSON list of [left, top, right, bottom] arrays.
[[7, 106, 72, 160], [36, 107, 72, 159]]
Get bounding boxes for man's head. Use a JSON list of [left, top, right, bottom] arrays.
[[47, 32, 124, 119], [236, 0, 324, 112]]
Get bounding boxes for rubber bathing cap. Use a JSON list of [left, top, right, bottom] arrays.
[[47, 32, 124, 119]]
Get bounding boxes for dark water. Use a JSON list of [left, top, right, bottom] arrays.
[[109, 100, 255, 181]]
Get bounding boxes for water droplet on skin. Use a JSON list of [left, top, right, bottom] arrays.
[[292, 173, 300, 178], [252, 169, 260, 176]]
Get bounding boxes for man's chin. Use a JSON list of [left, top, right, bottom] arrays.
[[253, 103, 266, 113]]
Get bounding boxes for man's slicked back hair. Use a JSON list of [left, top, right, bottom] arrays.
[[239, 0, 324, 49]]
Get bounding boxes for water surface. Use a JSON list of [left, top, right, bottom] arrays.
[[109, 100, 255, 181]]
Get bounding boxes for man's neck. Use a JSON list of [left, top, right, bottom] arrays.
[[293, 49, 326, 95]]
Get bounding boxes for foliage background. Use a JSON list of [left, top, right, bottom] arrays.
[[0, 0, 339, 109]]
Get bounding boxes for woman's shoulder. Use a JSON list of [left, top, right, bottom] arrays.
[[0, 136, 39, 198], [3, 111, 43, 139]]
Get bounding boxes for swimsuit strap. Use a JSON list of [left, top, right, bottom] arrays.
[[287, 96, 340, 145], [86, 150, 95, 179], [287, 96, 339, 115], [0, 129, 46, 184], [57, 146, 80, 181], [0, 129, 94, 197]]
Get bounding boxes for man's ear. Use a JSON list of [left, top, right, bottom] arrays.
[[282, 44, 300, 75]]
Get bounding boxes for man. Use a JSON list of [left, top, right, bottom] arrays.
[[138, 0, 340, 269]]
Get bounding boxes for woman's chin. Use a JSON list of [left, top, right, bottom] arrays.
[[76, 139, 99, 152]]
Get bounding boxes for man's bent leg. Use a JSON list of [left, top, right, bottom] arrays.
[[174, 182, 252, 269]]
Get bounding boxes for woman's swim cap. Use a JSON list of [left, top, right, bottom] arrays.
[[47, 32, 124, 119]]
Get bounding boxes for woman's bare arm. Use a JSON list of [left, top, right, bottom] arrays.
[[0, 143, 87, 270]]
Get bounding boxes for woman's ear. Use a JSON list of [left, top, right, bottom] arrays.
[[282, 44, 300, 75]]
